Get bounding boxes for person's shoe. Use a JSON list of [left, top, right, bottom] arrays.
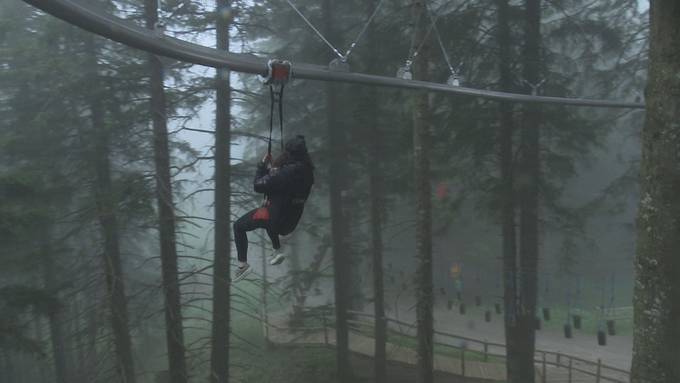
[[233, 264, 252, 282], [269, 251, 286, 266]]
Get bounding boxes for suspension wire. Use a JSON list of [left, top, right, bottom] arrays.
[[406, 5, 424, 60], [284, 0, 386, 62], [426, 2, 457, 75], [283, 0, 344, 60], [343, 0, 386, 61], [405, 1, 441, 66]]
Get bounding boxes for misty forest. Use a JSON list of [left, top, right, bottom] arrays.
[[1, 0, 679, 383]]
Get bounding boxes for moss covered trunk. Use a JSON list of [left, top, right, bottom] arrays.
[[631, 1, 680, 383]]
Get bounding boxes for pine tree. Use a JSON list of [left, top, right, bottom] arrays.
[[364, 1, 387, 380], [411, 1, 434, 382], [514, 0, 542, 381], [144, 1, 188, 382], [210, 1, 233, 382], [495, 0, 522, 381], [85, 33, 137, 383], [631, 1, 680, 382]]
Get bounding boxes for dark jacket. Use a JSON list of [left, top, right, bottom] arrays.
[[254, 159, 313, 235]]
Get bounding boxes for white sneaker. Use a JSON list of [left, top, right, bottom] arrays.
[[233, 264, 252, 282], [269, 251, 286, 266]]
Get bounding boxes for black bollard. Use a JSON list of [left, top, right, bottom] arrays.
[[542, 307, 551, 321], [573, 314, 582, 330], [459, 302, 467, 315], [597, 329, 607, 346], [535, 317, 542, 330], [485, 310, 492, 322], [606, 320, 616, 336], [447, 300, 454, 311], [495, 303, 502, 314], [563, 324, 573, 339]]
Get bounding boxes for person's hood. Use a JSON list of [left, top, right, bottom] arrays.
[[285, 135, 308, 159]]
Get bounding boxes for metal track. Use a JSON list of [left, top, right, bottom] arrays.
[[21, 0, 644, 109]]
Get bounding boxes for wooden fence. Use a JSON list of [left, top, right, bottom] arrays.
[[264, 306, 630, 383]]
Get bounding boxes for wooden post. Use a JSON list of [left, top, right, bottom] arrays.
[[461, 348, 466, 377], [483, 341, 489, 362], [568, 357, 573, 383], [260, 239, 270, 347], [541, 352, 547, 383], [596, 358, 602, 383], [322, 310, 329, 346]]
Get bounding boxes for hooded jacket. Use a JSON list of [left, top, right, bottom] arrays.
[[253, 136, 314, 235]]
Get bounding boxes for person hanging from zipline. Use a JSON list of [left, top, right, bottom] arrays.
[[233, 135, 315, 282]]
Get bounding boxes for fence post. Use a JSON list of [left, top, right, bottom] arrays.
[[322, 310, 329, 346], [542, 352, 547, 383], [483, 341, 489, 362], [461, 348, 466, 377], [596, 358, 602, 383], [260, 239, 270, 348], [568, 357, 573, 383]]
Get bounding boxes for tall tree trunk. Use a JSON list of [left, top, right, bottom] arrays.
[[0, 352, 11, 383], [143, 3, 187, 383], [517, 0, 542, 381], [85, 276, 101, 383], [369, 108, 387, 383], [87, 36, 137, 383], [496, 1, 521, 382], [210, 1, 232, 382], [322, 0, 350, 381], [631, 2, 680, 383], [41, 238, 69, 383], [31, 311, 49, 383], [365, 0, 386, 381], [412, 2, 433, 383]]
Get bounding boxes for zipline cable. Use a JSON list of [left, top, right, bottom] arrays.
[[20, 0, 645, 109]]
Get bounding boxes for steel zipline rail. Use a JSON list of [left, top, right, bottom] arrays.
[[22, 0, 645, 110]]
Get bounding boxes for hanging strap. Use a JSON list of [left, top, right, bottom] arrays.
[[264, 59, 291, 157], [278, 84, 285, 152], [267, 84, 286, 157]]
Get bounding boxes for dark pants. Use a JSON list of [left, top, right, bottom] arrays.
[[233, 208, 280, 263]]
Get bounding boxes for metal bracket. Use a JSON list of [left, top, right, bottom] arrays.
[[262, 59, 292, 86]]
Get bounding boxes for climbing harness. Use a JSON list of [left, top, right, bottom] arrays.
[[262, 59, 292, 157], [284, 0, 386, 69], [254, 60, 292, 220]]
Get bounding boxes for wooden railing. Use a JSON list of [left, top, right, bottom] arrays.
[[264, 307, 630, 383]]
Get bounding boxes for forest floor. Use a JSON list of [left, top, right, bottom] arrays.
[[237, 341, 494, 383]]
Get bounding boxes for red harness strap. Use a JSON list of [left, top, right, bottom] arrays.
[[253, 200, 272, 221]]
